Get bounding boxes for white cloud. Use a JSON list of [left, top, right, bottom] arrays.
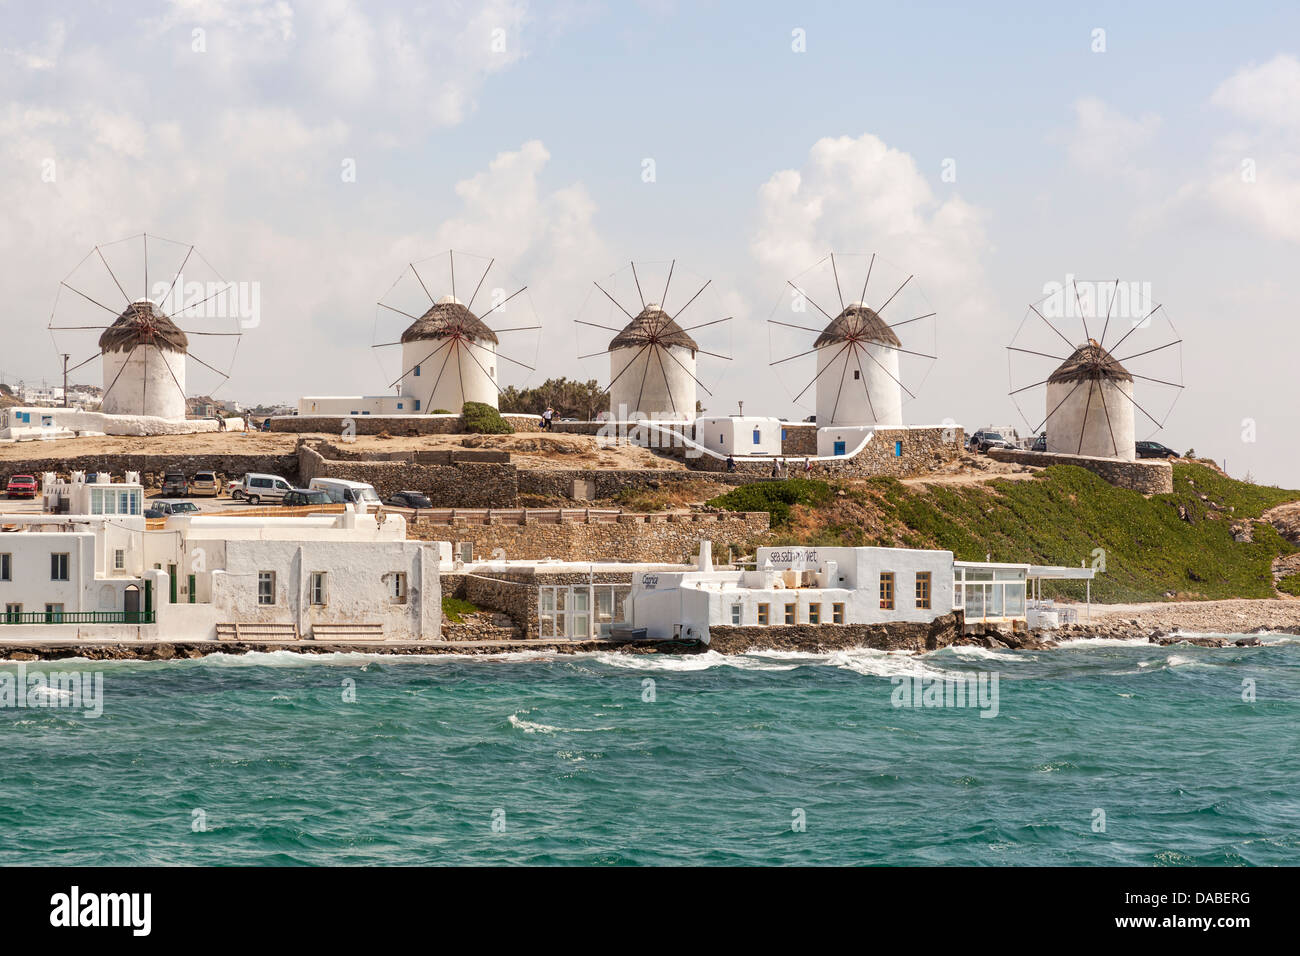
[[1064, 96, 1162, 182], [752, 132, 988, 289], [1210, 54, 1300, 131]]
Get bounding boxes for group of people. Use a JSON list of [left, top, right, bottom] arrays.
[[723, 454, 814, 477]]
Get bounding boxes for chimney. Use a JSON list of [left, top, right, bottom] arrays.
[[698, 539, 713, 572]]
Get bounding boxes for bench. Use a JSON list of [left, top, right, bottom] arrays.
[[215, 622, 301, 641], [311, 622, 385, 642]]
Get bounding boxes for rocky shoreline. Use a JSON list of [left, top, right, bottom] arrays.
[[2, 601, 1298, 661]]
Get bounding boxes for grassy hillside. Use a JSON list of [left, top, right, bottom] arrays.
[[706, 463, 1300, 603]]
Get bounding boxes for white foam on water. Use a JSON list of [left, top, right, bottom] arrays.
[[507, 713, 614, 735]]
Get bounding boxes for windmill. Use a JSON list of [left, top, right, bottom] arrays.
[[47, 233, 243, 419], [574, 260, 732, 421], [373, 250, 541, 413], [767, 253, 938, 427], [1007, 278, 1183, 461]]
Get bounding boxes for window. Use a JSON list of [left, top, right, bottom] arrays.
[[832, 603, 845, 624], [880, 572, 895, 610], [753, 429, 761, 445], [414, 400, 421, 411], [258, 571, 276, 605], [389, 572, 408, 604], [784, 602, 796, 625], [0, 553, 9, 581], [782, 428, 788, 441], [45, 603, 64, 623], [757, 603, 770, 626], [457, 542, 474, 562], [4, 603, 21, 623], [915, 572, 932, 609], [113, 549, 125, 571], [730, 604, 742, 625], [853, 369, 860, 380], [808, 603, 821, 624], [51, 553, 69, 582], [396, 402, 404, 411], [310, 572, 326, 606], [414, 365, 421, 376], [833, 440, 846, 455]]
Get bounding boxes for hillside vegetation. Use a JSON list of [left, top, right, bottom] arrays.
[[706, 463, 1300, 603]]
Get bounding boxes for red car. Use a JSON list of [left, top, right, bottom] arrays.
[[5, 474, 37, 499]]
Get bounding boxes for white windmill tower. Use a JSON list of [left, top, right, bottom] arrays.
[[576, 260, 732, 421], [768, 253, 937, 443], [48, 234, 243, 420], [1008, 278, 1183, 461], [375, 251, 540, 413]]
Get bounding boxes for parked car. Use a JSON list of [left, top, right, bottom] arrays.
[[307, 478, 382, 506], [1136, 440, 1178, 459], [189, 471, 222, 497], [1030, 433, 1047, 452], [144, 500, 201, 518], [386, 490, 432, 509], [230, 473, 294, 505], [282, 489, 333, 507], [968, 430, 1014, 453], [160, 469, 189, 496], [5, 474, 37, 499]]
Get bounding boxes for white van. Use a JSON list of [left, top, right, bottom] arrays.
[[308, 477, 383, 507], [231, 473, 294, 505]]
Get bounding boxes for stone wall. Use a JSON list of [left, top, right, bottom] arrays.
[[271, 413, 542, 435], [676, 426, 963, 478], [707, 612, 962, 653], [297, 440, 518, 506], [987, 448, 1174, 494], [0, 451, 300, 489], [410, 510, 769, 562], [779, 422, 819, 456]]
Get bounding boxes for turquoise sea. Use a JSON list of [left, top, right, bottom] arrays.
[[2, 638, 1298, 866]]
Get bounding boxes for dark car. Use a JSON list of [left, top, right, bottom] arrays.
[[969, 430, 1014, 453], [1031, 433, 1047, 452], [160, 469, 189, 496], [146, 500, 200, 518], [386, 490, 432, 509], [1136, 440, 1178, 459], [282, 489, 333, 507]]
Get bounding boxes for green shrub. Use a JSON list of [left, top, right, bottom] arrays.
[[460, 401, 512, 434], [442, 596, 480, 623], [432, 408, 452, 415], [706, 478, 833, 528], [1277, 573, 1300, 597]]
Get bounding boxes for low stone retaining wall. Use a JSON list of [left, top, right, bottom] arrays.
[[987, 448, 1173, 494], [677, 426, 962, 478], [297, 440, 518, 505], [271, 413, 542, 436], [410, 510, 769, 562], [707, 612, 963, 654], [0, 452, 300, 488]]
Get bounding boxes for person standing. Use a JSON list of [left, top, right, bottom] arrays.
[[542, 406, 554, 431]]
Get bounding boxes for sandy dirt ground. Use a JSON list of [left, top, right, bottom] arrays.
[[0, 431, 690, 471], [1086, 598, 1300, 633]]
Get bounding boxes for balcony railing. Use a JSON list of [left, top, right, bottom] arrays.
[[0, 611, 155, 625]]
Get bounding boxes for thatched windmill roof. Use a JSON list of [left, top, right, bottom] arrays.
[[1048, 339, 1132, 384], [98, 300, 189, 354], [609, 305, 698, 351], [815, 303, 902, 349], [401, 296, 499, 345]]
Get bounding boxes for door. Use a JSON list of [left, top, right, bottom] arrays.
[[168, 564, 177, 604], [570, 589, 590, 639], [833, 441, 846, 455], [124, 585, 140, 623]]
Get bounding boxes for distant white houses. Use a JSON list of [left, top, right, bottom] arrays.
[[0, 474, 440, 642], [695, 416, 783, 457]]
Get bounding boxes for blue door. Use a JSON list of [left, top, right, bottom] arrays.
[[833, 441, 846, 455]]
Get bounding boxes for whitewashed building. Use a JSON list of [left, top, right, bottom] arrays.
[[607, 304, 697, 421], [624, 542, 1030, 643], [1045, 340, 1136, 460], [694, 416, 783, 457], [814, 303, 903, 428], [0, 474, 441, 642]]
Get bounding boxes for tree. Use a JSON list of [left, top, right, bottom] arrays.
[[498, 377, 607, 420]]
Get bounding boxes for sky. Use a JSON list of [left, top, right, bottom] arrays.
[[2, 0, 1299, 484]]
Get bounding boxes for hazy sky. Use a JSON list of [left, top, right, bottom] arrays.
[[3, 1, 1298, 484]]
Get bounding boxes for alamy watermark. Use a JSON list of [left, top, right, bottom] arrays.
[[891, 672, 1000, 718], [1040, 275, 1153, 327], [150, 273, 260, 329], [0, 663, 103, 717]]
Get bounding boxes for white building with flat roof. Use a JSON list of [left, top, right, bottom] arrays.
[[624, 542, 1031, 643], [0, 474, 441, 642]]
